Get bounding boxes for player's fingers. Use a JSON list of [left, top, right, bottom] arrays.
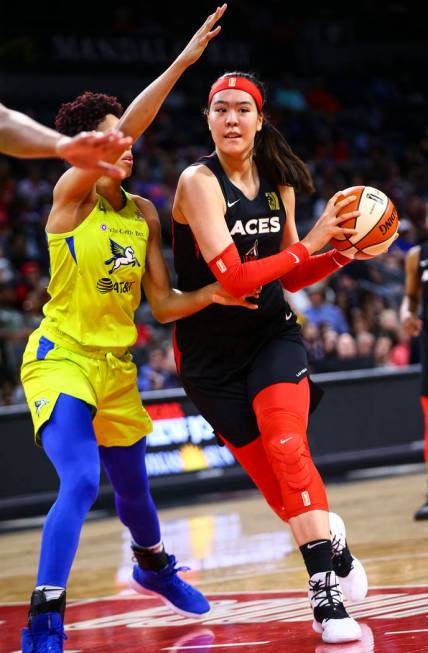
[[236, 299, 258, 310], [339, 227, 359, 235], [96, 161, 125, 179], [334, 195, 357, 211], [206, 25, 222, 41], [203, 4, 227, 33], [336, 210, 360, 223], [209, 4, 227, 23], [215, 3, 227, 20], [201, 10, 216, 31], [243, 292, 260, 300], [75, 131, 99, 145]]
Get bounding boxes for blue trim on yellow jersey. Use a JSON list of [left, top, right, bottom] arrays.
[[65, 236, 77, 263], [36, 336, 55, 360]]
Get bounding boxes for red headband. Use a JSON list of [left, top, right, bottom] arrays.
[[208, 76, 263, 112]]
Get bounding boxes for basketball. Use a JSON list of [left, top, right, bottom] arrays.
[[331, 186, 398, 260]]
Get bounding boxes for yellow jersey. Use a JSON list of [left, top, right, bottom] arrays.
[[40, 190, 149, 352]]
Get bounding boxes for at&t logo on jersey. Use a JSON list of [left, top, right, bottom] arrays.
[[96, 278, 136, 294], [230, 216, 280, 236]]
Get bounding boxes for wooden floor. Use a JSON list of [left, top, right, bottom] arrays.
[[1, 470, 428, 652]]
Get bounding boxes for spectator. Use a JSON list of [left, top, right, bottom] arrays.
[[303, 284, 349, 334], [316, 333, 371, 372], [137, 343, 180, 392], [302, 321, 324, 369], [355, 331, 375, 366], [16, 164, 51, 210], [389, 330, 410, 367], [374, 335, 394, 367]]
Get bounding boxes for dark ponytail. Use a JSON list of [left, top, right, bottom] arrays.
[[254, 117, 315, 193], [210, 71, 314, 194]]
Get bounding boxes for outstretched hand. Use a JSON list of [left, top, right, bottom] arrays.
[[56, 130, 133, 179], [178, 4, 227, 68], [210, 282, 260, 310]]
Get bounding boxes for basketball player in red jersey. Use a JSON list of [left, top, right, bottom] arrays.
[[170, 72, 378, 644], [400, 230, 428, 520]]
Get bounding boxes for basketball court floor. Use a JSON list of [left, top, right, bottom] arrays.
[[1, 470, 428, 652]]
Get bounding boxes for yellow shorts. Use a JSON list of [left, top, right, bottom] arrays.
[[21, 329, 152, 447]]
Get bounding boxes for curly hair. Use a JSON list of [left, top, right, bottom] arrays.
[[55, 91, 124, 136]]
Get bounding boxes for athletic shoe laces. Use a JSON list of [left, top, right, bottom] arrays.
[[163, 556, 194, 592], [31, 614, 68, 650], [309, 573, 344, 620], [331, 532, 345, 556], [138, 555, 194, 594], [43, 631, 68, 649], [331, 534, 354, 575]]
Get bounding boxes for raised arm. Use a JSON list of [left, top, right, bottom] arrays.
[[47, 6, 227, 216], [173, 166, 359, 298], [0, 102, 131, 178], [138, 197, 256, 323], [400, 245, 422, 337], [116, 5, 227, 142]]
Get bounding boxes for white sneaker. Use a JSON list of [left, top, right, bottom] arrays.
[[329, 512, 368, 603], [315, 623, 374, 653], [309, 570, 362, 644]]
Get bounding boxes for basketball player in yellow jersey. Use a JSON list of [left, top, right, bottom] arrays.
[[20, 8, 249, 653]]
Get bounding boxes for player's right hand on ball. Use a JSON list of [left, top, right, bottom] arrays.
[[301, 193, 360, 255]]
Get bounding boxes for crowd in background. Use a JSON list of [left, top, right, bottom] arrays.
[[0, 68, 426, 405]]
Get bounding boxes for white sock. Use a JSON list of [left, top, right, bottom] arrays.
[[35, 585, 65, 601], [133, 540, 163, 554]]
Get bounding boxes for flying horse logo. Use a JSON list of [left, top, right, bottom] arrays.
[[34, 398, 49, 416], [105, 239, 141, 274]]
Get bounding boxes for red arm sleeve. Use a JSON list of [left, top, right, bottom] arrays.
[[208, 241, 309, 298], [280, 249, 351, 293]]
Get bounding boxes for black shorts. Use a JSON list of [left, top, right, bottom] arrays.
[[181, 333, 323, 448]]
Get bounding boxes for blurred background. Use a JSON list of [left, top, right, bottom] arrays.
[[1, 0, 427, 515]]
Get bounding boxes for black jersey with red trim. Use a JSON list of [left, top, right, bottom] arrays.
[[173, 153, 301, 382], [419, 241, 428, 329]]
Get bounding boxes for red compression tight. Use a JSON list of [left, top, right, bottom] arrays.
[[222, 379, 328, 522]]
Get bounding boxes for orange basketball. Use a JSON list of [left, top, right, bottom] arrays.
[[331, 186, 398, 260]]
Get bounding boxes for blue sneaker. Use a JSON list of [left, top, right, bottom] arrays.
[[129, 554, 211, 618], [21, 612, 67, 652]]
